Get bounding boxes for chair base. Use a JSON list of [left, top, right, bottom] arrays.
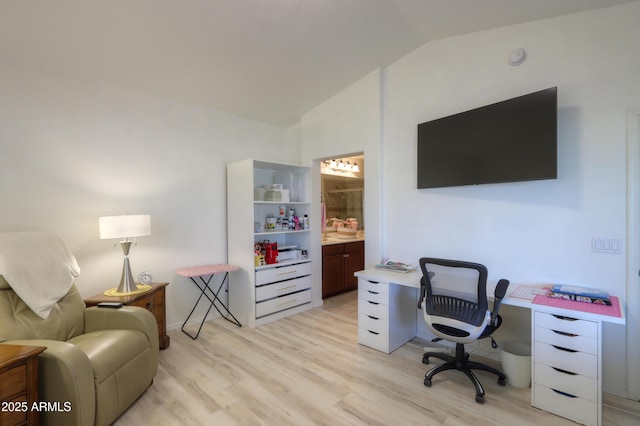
[[423, 342, 506, 404]]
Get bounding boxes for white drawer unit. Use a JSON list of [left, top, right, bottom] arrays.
[[532, 310, 602, 426], [256, 275, 311, 301], [255, 260, 312, 320], [256, 262, 312, 286], [357, 278, 417, 354], [256, 288, 312, 318]]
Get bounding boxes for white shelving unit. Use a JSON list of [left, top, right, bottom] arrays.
[[227, 159, 313, 327]]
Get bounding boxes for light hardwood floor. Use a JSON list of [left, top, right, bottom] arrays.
[[117, 291, 640, 425]]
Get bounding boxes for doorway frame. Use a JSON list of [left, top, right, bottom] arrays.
[[626, 107, 640, 400], [311, 150, 382, 305]]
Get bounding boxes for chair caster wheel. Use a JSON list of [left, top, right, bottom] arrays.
[[424, 378, 432, 387], [422, 357, 430, 365], [498, 378, 506, 386], [475, 395, 484, 404]]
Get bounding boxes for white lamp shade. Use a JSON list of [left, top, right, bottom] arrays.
[[99, 215, 151, 240]]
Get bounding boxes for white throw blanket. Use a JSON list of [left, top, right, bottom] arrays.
[[0, 231, 81, 319]]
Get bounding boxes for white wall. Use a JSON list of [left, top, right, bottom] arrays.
[[0, 61, 292, 329], [383, 3, 640, 395], [383, 3, 639, 296], [302, 3, 640, 396]]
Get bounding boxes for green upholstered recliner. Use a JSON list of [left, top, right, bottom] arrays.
[[0, 276, 158, 425], [0, 250, 159, 426]]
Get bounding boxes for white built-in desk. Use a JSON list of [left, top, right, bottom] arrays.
[[354, 268, 625, 426]]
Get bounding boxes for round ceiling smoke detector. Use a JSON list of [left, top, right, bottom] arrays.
[[508, 48, 527, 66]]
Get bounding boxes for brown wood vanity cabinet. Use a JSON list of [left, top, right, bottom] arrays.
[[322, 241, 364, 299]]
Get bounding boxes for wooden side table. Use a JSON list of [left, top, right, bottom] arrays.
[[0, 344, 46, 426], [84, 282, 170, 350]]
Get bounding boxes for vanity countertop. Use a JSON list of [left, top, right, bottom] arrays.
[[321, 236, 365, 246]]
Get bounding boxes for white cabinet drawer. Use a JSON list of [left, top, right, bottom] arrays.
[[534, 384, 598, 426], [358, 288, 388, 305], [535, 326, 598, 354], [358, 327, 389, 353], [359, 313, 388, 335], [358, 299, 389, 320], [256, 261, 311, 285], [534, 363, 597, 402], [256, 276, 311, 302], [358, 279, 389, 295], [534, 341, 597, 378], [535, 311, 597, 338], [255, 289, 311, 318]]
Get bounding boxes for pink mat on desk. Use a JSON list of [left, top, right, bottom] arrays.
[[532, 295, 622, 318]]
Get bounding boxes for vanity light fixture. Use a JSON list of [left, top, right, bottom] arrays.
[[323, 158, 361, 174]]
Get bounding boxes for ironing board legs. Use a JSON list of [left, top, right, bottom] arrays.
[[181, 271, 242, 340]]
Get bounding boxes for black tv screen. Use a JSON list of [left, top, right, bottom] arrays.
[[417, 87, 557, 189]]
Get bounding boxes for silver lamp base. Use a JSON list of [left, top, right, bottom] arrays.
[[117, 241, 138, 294]]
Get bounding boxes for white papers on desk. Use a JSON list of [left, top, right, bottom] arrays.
[[375, 259, 417, 273]]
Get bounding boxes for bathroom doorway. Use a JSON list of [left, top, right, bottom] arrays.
[[320, 154, 365, 300]]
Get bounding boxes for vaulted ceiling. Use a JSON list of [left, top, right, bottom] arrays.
[[1, 0, 635, 126]]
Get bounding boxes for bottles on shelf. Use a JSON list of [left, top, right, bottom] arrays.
[[255, 205, 310, 234]]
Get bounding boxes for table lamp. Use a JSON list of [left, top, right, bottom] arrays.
[[99, 214, 151, 294]]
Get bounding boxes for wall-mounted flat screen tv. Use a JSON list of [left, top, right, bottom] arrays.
[[417, 87, 557, 189]]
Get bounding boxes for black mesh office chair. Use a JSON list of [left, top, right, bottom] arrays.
[[419, 257, 510, 404]]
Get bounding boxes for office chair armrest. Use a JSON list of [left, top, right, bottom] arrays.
[[418, 271, 435, 309], [419, 277, 426, 309], [490, 279, 510, 326]]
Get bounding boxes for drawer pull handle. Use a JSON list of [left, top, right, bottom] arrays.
[[552, 345, 577, 353], [276, 285, 296, 292], [552, 329, 577, 337], [552, 314, 578, 321], [368, 290, 379, 295], [367, 330, 380, 335], [552, 367, 577, 375], [367, 301, 380, 305], [551, 388, 577, 398], [367, 280, 380, 284], [276, 270, 297, 277], [367, 315, 379, 320], [276, 299, 296, 308]]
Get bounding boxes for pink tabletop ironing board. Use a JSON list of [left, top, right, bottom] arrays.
[[177, 264, 241, 339]]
